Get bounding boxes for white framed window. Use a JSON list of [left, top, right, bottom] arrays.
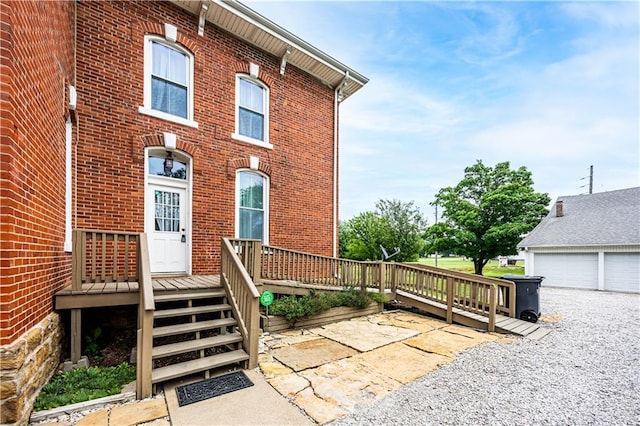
[[236, 170, 269, 243], [232, 75, 271, 148], [138, 35, 197, 128]]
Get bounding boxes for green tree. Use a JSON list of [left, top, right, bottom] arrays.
[[344, 211, 389, 261], [338, 220, 350, 258], [343, 199, 427, 262], [425, 161, 550, 275], [375, 199, 426, 262]]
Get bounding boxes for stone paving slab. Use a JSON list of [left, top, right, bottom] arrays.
[[271, 337, 358, 371], [75, 409, 108, 426], [368, 311, 448, 333], [108, 399, 168, 426], [440, 324, 500, 341], [356, 342, 452, 384], [297, 355, 402, 422], [404, 328, 486, 357], [311, 318, 420, 352], [260, 310, 508, 424], [262, 329, 324, 349]]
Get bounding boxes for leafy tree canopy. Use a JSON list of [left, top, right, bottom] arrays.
[[342, 199, 426, 262], [425, 160, 550, 275]]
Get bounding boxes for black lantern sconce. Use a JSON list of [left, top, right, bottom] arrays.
[[163, 151, 174, 175]]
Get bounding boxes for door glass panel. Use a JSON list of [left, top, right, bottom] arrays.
[[154, 190, 181, 232]]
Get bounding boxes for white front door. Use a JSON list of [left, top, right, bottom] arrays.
[[147, 184, 187, 274]]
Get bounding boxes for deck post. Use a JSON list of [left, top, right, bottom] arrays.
[[446, 277, 454, 324], [360, 263, 368, 294], [488, 285, 497, 332], [136, 233, 154, 399], [251, 240, 262, 286], [70, 309, 81, 363], [379, 262, 386, 295]]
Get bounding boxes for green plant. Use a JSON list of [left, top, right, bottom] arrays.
[[84, 326, 103, 358], [268, 289, 381, 325], [34, 362, 136, 411]]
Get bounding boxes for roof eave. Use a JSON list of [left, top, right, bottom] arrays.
[[169, 0, 369, 100]]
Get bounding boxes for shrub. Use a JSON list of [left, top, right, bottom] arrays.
[[267, 288, 383, 325]]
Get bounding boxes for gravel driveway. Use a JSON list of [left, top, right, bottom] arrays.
[[330, 287, 640, 425]]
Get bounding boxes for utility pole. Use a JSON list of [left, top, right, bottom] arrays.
[[434, 203, 438, 267]]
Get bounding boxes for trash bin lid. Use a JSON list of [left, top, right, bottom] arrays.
[[501, 274, 545, 282]]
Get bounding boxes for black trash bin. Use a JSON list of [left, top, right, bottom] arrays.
[[501, 275, 544, 323]]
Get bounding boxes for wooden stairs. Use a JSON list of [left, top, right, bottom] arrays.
[[150, 288, 249, 385]]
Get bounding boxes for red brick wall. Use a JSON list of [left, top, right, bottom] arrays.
[[0, 1, 75, 344], [75, 1, 337, 274]]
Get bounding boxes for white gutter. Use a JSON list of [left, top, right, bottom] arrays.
[[225, 1, 367, 82]]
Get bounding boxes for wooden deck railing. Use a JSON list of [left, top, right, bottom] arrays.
[[71, 229, 140, 291], [247, 243, 516, 332], [135, 233, 154, 399], [220, 238, 261, 369]]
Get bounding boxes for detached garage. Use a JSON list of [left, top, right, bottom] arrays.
[[518, 187, 640, 293]]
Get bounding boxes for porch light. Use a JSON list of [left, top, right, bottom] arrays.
[[164, 151, 174, 174]]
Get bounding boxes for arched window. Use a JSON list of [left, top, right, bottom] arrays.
[[232, 75, 271, 148], [139, 35, 196, 127], [236, 170, 269, 242]]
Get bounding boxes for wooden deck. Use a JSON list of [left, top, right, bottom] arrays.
[[55, 275, 221, 309]]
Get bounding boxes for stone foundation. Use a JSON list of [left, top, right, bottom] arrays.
[[0, 313, 64, 425]]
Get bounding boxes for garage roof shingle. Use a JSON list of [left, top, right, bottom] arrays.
[[518, 187, 640, 248]]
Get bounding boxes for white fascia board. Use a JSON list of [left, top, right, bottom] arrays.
[[212, 0, 368, 90]]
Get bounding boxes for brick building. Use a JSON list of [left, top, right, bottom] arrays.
[[0, 1, 367, 423]]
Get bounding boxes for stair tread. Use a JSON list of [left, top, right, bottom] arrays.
[[153, 318, 237, 338], [154, 304, 232, 319], [152, 333, 243, 359], [154, 290, 226, 302], [152, 350, 249, 384]]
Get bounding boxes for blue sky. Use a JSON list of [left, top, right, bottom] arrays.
[[246, 1, 639, 221]]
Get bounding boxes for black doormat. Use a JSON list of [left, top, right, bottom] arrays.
[[175, 371, 254, 407]]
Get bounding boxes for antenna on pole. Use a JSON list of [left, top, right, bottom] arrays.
[[579, 165, 594, 194]]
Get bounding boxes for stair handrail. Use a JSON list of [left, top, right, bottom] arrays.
[[220, 238, 260, 369], [135, 233, 154, 399]]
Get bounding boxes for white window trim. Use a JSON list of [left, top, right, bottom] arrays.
[[232, 74, 271, 149], [140, 35, 198, 128], [235, 170, 269, 244]]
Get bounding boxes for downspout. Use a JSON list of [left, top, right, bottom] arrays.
[[332, 86, 339, 258], [333, 72, 349, 258]]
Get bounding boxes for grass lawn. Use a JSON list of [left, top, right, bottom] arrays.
[[413, 256, 524, 278]]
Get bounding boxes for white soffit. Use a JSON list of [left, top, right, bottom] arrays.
[[170, 0, 368, 100]]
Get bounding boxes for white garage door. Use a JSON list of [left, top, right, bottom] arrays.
[[604, 253, 640, 293], [534, 253, 598, 289]]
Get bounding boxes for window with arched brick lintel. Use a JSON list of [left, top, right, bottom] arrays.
[[138, 35, 197, 128], [235, 170, 269, 243], [232, 74, 271, 149]]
